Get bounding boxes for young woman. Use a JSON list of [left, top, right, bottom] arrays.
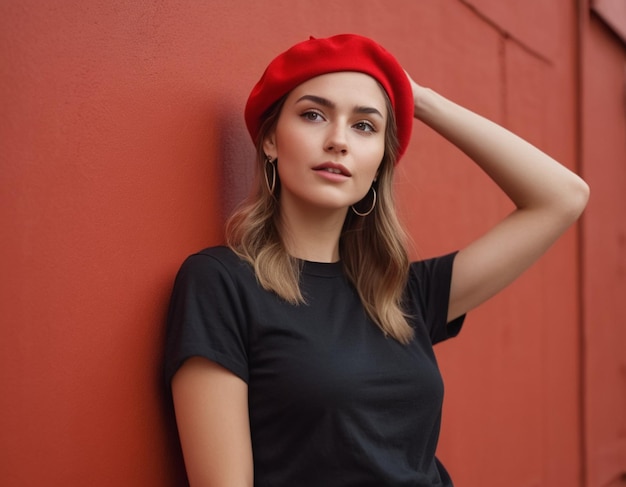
[[165, 34, 589, 487]]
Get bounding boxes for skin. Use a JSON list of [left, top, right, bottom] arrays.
[[264, 72, 387, 263], [172, 71, 590, 487]]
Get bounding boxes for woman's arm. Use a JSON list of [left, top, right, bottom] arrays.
[[172, 357, 253, 487], [407, 78, 590, 322]]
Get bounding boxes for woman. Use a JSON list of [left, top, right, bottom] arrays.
[[165, 34, 589, 486]]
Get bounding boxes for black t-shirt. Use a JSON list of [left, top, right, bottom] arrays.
[[165, 246, 464, 487]]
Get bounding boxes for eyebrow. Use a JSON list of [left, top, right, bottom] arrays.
[[295, 94, 384, 119]]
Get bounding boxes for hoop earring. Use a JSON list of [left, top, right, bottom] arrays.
[[264, 156, 276, 195], [351, 187, 377, 217]]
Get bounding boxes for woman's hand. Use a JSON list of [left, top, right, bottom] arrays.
[[404, 70, 430, 119]]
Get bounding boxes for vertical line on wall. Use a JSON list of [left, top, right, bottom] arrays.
[[575, 0, 589, 486], [499, 34, 508, 125]]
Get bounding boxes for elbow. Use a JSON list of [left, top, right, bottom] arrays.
[[573, 176, 590, 216], [563, 176, 590, 222]]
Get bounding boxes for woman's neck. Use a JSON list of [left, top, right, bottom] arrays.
[[278, 202, 347, 263]]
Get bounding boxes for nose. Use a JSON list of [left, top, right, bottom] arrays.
[[324, 123, 348, 155]]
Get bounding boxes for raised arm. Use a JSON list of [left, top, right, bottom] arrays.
[[406, 77, 589, 322], [172, 357, 253, 487]]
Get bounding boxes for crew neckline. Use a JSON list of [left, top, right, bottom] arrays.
[[299, 259, 343, 277]]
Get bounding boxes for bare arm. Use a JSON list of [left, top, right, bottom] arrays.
[[172, 357, 253, 487], [407, 79, 590, 321]]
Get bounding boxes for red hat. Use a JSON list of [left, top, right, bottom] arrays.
[[244, 34, 414, 162]]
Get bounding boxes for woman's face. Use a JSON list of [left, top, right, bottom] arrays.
[[264, 71, 387, 216]]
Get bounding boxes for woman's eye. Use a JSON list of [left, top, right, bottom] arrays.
[[301, 111, 324, 122], [354, 121, 376, 133]]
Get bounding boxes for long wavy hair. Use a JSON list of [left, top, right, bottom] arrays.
[[226, 88, 414, 343]]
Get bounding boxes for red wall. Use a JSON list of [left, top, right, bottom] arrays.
[[1, 1, 622, 486], [582, 12, 626, 487]]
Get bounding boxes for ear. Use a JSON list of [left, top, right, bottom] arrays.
[[262, 132, 277, 160]]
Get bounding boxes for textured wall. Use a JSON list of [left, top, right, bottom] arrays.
[[0, 1, 620, 486]]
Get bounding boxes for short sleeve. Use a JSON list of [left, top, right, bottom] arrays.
[[406, 252, 465, 344], [164, 252, 249, 386]]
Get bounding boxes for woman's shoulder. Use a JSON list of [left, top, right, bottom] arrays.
[[193, 245, 240, 262], [177, 245, 254, 283], [408, 251, 458, 282], [406, 251, 459, 299]]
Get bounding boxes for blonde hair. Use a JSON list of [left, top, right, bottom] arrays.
[[226, 92, 414, 343]]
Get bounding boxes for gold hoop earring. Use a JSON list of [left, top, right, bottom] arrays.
[[264, 156, 276, 195], [351, 187, 377, 217]]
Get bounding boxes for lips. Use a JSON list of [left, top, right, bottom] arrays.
[[312, 162, 352, 177]]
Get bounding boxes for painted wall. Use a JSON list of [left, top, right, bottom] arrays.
[[582, 12, 626, 487], [0, 1, 622, 486]]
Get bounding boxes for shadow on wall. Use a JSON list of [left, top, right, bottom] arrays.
[[217, 102, 256, 225]]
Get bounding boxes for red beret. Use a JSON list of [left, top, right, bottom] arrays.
[[244, 34, 414, 162]]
